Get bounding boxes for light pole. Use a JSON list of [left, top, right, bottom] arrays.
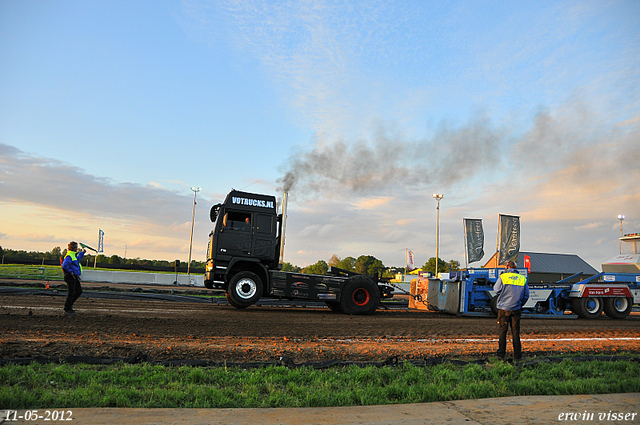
[[432, 193, 444, 277], [187, 186, 201, 280], [618, 214, 625, 254]]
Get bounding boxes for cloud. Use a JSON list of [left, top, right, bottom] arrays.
[[352, 196, 393, 210], [298, 223, 339, 239], [182, 0, 448, 136], [575, 222, 604, 230], [129, 238, 185, 254], [0, 144, 216, 261], [616, 113, 640, 128], [0, 143, 202, 226], [12, 233, 67, 243]]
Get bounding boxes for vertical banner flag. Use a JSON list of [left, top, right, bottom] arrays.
[[407, 250, 415, 271], [98, 229, 104, 253], [498, 214, 520, 265], [524, 254, 531, 272], [464, 219, 485, 263]]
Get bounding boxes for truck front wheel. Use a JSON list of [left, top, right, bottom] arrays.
[[226, 292, 247, 309], [340, 276, 379, 315], [603, 297, 633, 319], [571, 297, 603, 319], [228, 271, 263, 308]]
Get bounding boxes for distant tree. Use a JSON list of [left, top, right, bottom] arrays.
[[82, 254, 93, 266], [96, 254, 108, 263], [356, 255, 384, 277], [282, 262, 301, 272], [302, 260, 328, 275], [50, 246, 62, 259], [381, 268, 396, 278], [109, 255, 123, 265], [328, 254, 341, 268], [337, 256, 356, 271], [422, 257, 460, 274]]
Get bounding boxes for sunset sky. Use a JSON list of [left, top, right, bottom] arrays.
[[1, 0, 639, 270]]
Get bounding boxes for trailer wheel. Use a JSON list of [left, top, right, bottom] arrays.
[[325, 301, 343, 313], [227, 271, 263, 308], [571, 297, 603, 319], [603, 297, 633, 319], [340, 276, 379, 315], [490, 295, 499, 316]]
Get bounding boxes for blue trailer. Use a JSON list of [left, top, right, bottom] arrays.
[[423, 233, 640, 319], [425, 268, 639, 319]]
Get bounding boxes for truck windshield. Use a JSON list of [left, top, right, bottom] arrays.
[[223, 211, 251, 231]]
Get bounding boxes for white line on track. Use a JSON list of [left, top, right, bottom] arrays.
[[314, 337, 640, 344], [1, 306, 203, 314]]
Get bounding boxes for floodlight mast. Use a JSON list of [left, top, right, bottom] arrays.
[[432, 193, 444, 277], [618, 214, 625, 254], [187, 187, 201, 280]]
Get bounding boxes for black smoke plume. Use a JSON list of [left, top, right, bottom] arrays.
[[277, 114, 506, 196]]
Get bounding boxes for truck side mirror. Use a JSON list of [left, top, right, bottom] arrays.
[[210, 204, 221, 223]]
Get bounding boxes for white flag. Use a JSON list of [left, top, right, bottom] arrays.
[[407, 250, 415, 270]]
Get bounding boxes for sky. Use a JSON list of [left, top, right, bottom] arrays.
[[1, 0, 639, 270]]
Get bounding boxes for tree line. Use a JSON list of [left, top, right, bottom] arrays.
[[1, 246, 460, 277], [283, 254, 460, 277], [0, 246, 205, 269]]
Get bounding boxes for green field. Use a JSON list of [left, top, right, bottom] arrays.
[[2, 357, 639, 409], [0, 264, 185, 281], [0, 264, 65, 281]]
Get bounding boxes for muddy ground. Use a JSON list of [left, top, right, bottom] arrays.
[[1, 281, 639, 363]]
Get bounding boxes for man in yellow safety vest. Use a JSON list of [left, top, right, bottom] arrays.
[[493, 260, 529, 360], [61, 241, 86, 316]]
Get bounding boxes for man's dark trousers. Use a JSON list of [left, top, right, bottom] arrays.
[[497, 309, 522, 359], [64, 273, 82, 311]]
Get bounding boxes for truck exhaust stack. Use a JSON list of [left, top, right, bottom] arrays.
[[278, 191, 289, 266]]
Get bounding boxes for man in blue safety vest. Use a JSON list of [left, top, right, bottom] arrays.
[[61, 241, 86, 316], [493, 260, 529, 360]]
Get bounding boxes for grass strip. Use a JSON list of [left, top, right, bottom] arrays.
[[0, 265, 183, 278], [0, 265, 64, 281], [2, 357, 639, 409]]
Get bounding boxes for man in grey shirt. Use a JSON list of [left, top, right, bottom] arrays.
[[493, 260, 529, 360]]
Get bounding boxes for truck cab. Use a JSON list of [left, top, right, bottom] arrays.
[[204, 190, 282, 297], [203, 190, 389, 314]]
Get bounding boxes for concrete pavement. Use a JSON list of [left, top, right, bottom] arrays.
[[5, 393, 639, 424]]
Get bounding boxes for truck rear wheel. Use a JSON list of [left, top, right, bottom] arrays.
[[603, 297, 633, 319], [227, 271, 263, 308], [340, 276, 379, 315], [571, 297, 603, 319], [325, 301, 343, 313]]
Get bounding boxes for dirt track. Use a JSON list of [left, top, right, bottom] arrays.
[[2, 283, 639, 363]]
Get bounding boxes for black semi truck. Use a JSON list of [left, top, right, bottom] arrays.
[[203, 190, 394, 314]]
